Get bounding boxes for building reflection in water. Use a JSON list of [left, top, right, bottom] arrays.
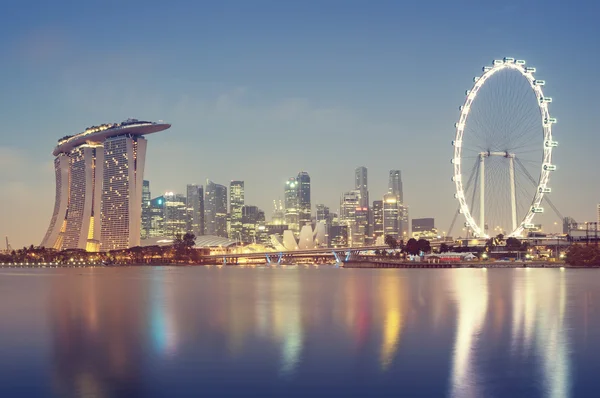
[[448, 269, 489, 398], [149, 271, 178, 358], [269, 270, 303, 376], [379, 271, 406, 370], [511, 269, 570, 398], [49, 269, 145, 397]]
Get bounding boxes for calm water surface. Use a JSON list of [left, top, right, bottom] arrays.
[[0, 266, 599, 397]]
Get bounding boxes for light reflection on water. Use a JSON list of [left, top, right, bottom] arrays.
[[0, 267, 598, 397]]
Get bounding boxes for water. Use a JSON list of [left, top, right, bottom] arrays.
[[0, 266, 599, 397]]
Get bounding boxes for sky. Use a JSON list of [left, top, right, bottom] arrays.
[[1, 0, 599, 248]]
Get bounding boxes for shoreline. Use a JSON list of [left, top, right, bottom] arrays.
[[1, 262, 599, 269], [341, 259, 580, 269]]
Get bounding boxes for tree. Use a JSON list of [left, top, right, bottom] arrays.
[[405, 238, 419, 255], [505, 237, 521, 250], [565, 245, 600, 266], [417, 239, 431, 254], [384, 235, 398, 250], [182, 232, 196, 249], [439, 243, 450, 253]]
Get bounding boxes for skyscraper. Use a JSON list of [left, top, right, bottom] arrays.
[[141, 180, 151, 240], [297, 172, 311, 227], [41, 119, 170, 251], [147, 195, 165, 238], [205, 180, 228, 237], [284, 178, 299, 234], [383, 193, 399, 239], [399, 204, 409, 240], [388, 170, 403, 203], [163, 192, 188, 237], [372, 200, 384, 239], [340, 190, 360, 246], [241, 205, 265, 243], [316, 204, 330, 224], [186, 184, 204, 237], [388, 170, 409, 238], [355, 166, 369, 208], [229, 181, 245, 240]]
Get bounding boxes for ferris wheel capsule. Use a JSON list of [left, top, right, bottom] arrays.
[[534, 80, 546, 86], [525, 67, 536, 73], [503, 57, 515, 63], [524, 223, 536, 229], [539, 96, 552, 104], [531, 207, 544, 213], [544, 117, 557, 125], [544, 140, 558, 147], [543, 164, 557, 171], [493, 59, 504, 65], [539, 187, 552, 193], [516, 59, 526, 65], [483, 66, 493, 72]]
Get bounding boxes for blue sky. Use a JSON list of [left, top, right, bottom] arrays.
[[1, 0, 599, 247]]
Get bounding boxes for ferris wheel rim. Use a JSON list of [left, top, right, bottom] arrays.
[[452, 58, 555, 238]]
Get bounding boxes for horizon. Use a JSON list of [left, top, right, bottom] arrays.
[[1, 1, 599, 248]]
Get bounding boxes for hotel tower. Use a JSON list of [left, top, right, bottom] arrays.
[[41, 119, 171, 251]]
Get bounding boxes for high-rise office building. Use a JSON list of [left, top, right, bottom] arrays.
[[205, 180, 228, 237], [41, 119, 170, 251], [340, 190, 361, 246], [163, 192, 188, 237], [241, 205, 265, 243], [297, 172, 311, 227], [147, 195, 166, 238], [389, 170, 409, 237], [388, 170, 403, 203], [355, 166, 369, 208], [353, 207, 369, 247], [383, 193, 399, 239], [372, 200, 384, 239], [229, 181, 245, 240], [271, 200, 285, 225], [399, 204, 409, 240], [316, 204, 330, 224], [315, 204, 330, 246], [186, 184, 204, 237], [141, 180, 151, 240], [284, 178, 299, 234]]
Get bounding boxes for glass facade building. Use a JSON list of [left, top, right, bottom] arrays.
[[186, 184, 204, 237], [284, 178, 299, 234], [297, 172, 311, 228], [205, 180, 228, 237], [229, 181, 245, 240]]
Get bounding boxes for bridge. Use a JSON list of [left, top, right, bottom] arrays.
[[199, 245, 391, 265]]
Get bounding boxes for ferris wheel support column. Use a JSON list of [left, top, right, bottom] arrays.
[[479, 153, 485, 235], [509, 156, 517, 232]]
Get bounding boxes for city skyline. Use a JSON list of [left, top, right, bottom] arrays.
[[2, 1, 600, 247]]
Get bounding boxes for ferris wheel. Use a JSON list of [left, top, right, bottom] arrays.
[[452, 57, 557, 238]]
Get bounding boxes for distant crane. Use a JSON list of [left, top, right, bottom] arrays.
[[5, 236, 12, 252]]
